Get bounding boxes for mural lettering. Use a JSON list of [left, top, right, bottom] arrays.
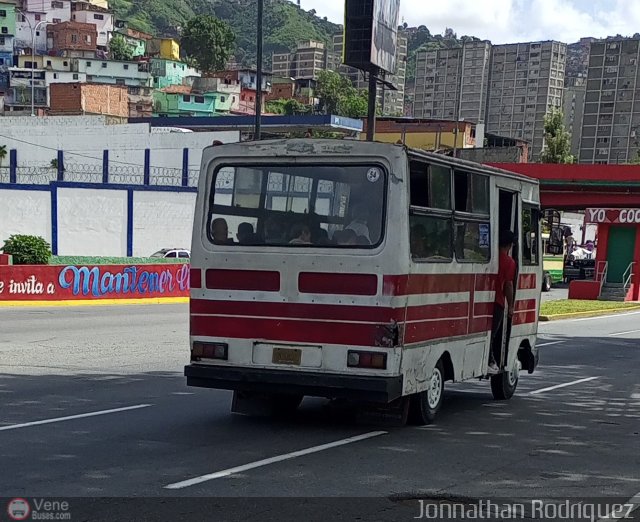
[[59, 265, 189, 298], [0, 263, 190, 302], [6, 275, 46, 295]]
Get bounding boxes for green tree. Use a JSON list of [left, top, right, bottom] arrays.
[[109, 34, 134, 61], [315, 70, 354, 115], [266, 98, 310, 115], [181, 15, 235, 74], [0, 145, 6, 168], [540, 110, 575, 164], [337, 90, 369, 118]]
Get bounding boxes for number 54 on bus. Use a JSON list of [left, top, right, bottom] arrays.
[[185, 139, 558, 425]]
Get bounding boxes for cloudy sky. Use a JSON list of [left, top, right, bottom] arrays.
[[297, 0, 640, 44]]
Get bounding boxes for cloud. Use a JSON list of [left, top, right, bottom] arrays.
[[295, 0, 640, 44]]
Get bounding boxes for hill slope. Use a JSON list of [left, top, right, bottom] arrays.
[[111, 0, 340, 66]]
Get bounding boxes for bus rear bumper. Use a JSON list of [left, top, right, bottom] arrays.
[[184, 364, 404, 403]]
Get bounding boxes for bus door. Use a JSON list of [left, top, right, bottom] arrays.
[[497, 189, 519, 370]]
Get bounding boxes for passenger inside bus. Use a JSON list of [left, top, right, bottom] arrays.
[[345, 203, 372, 242], [289, 223, 312, 245], [212, 218, 233, 245], [237, 222, 256, 245]]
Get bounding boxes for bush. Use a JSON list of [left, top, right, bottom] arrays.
[[2, 235, 52, 265]]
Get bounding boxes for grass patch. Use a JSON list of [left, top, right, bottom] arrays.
[[49, 256, 187, 265], [540, 299, 640, 316]]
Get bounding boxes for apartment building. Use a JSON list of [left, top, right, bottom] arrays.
[[413, 40, 566, 159], [414, 41, 491, 122], [272, 40, 330, 81], [71, 0, 113, 49], [48, 21, 97, 57], [563, 84, 586, 158], [71, 58, 151, 87], [487, 41, 566, 158], [331, 32, 408, 116], [579, 38, 640, 164]]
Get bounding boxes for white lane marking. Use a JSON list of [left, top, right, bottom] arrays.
[[164, 430, 387, 489], [570, 311, 640, 322], [536, 341, 565, 347], [0, 404, 151, 432], [597, 491, 640, 522], [609, 329, 640, 337], [530, 377, 600, 395]]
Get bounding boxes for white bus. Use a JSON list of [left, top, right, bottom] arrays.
[[185, 139, 548, 424]]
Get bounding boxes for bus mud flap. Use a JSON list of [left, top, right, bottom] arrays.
[[355, 396, 410, 427]]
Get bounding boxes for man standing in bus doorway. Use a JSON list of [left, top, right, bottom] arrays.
[[488, 230, 517, 374]]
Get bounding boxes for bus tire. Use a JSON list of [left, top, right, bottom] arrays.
[[409, 360, 445, 425], [542, 273, 552, 292], [490, 363, 519, 401]]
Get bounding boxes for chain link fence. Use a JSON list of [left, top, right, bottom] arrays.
[[6, 164, 201, 187]]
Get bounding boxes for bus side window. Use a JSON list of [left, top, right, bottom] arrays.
[[409, 157, 453, 262], [410, 214, 453, 261], [522, 206, 540, 265]]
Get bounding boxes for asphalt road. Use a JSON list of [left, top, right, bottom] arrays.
[[1, 304, 639, 521], [541, 283, 569, 302]]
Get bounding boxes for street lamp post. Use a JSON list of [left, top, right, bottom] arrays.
[[17, 10, 46, 116], [30, 20, 47, 116], [254, 0, 264, 140]]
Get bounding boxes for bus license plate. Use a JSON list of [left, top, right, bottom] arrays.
[[272, 347, 302, 366]]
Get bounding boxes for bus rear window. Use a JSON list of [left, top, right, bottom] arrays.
[[207, 164, 386, 248]]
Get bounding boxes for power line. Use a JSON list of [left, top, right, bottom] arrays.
[[0, 132, 202, 169]]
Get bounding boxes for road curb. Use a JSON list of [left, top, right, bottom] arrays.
[[539, 305, 640, 321], [0, 297, 189, 308]]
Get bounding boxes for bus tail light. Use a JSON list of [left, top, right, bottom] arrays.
[[190, 268, 202, 289], [347, 350, 387, 370], [192, 342, 228, 361]]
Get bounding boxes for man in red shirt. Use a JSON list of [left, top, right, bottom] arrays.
[[489, 230, 517, 373]]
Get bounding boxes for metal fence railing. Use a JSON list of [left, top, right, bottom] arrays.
[[4, 164, 201, 188]]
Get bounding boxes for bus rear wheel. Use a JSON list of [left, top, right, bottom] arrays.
[[490, 361, 519, 400], [409, 360, 444, 425]]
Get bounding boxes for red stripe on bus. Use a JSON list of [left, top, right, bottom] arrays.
[[192, 299, 471, 323], [191, 299, 402, 323], [383, 273, 498, 296], [513, 310, 537, 326], [515, 299, 538, 312], [405, 302, 469, 321], [383, 274, 476, 296], [298, 272, 378, 296], [190, 316, 383, 347], [474, 302, 494, 317], [404, 318, 470, 343], [518, 273, 537, 290], [205, 269, 280, 292]]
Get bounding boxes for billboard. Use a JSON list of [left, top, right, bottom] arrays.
[[343, 0, 401, 74]]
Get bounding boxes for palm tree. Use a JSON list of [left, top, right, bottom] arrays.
[[0, 145, 7, 168]]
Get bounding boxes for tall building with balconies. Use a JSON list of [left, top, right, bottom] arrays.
[[486, 41, 567, 159], [413, 39, 566, 159], [272, 40, 330, 81], [413, 40, 491, 123], [579, 37, 640, 164]]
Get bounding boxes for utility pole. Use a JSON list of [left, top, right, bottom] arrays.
[[254, 0, 264, 140], [366, 67, 378, 142], [17, 10, 46, 116]]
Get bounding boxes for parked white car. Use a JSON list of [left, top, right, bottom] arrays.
[[150, 248, 190, 259]]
